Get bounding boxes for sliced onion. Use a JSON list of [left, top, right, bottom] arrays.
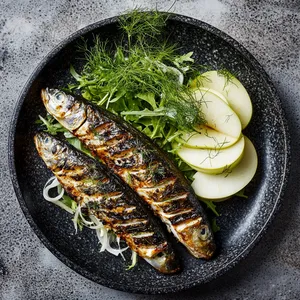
[[99, 227, 108, 252], [78, 207, 94, 226], [88, 223, 105, 230], [53, 201, 75, 215], [116, 236, 126, 260], [43, 179, 131, 259], [43, 177, 64, 202], [72, 204, 81, 233], [90, 215, 128, 257], [127, 251, 138, 270], [104, 234, 128, 256]]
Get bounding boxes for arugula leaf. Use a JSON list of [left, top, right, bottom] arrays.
[[173, 52, 194, 72], [235, 188, 248, 199], [211, 217, 220, 233], [201, 199, 220, 217], [64, 133, 94, 158], [136, 93, 157, 110], [60, 195, 78, 211], [36, 115, 67, 135]]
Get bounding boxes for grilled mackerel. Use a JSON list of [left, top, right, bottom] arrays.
[[34, 132, 180, 274], [41, 88, 216, 259]]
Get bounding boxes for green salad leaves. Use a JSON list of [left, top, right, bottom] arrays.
[[69, 10, 205, 153]]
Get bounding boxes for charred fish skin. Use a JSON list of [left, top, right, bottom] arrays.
[[34, 132, 180, 274], [41, 88, 216, 259]]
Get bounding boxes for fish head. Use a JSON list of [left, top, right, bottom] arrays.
[[193, 222, 216, 259], [34, 132, 68, 170], [177, 218, 216, 259], [41, 88, 86, 131]]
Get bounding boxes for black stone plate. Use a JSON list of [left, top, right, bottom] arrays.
[[8, 14, 290, 294]]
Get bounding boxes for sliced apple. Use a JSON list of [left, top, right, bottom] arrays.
[[191, 136, 258, 200], [193, 88, 242, 139], [196, 71, 253, 129], [180, 125, 238, 149], [176, 135, 245, 174], [194, 87, 229, 105]]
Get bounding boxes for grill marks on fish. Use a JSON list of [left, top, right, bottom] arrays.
[[71, 105, 214, 259], [41, 89, 216, 259], [34, 133, 180, 273]]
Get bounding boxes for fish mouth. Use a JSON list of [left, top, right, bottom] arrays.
[[34, 132, 47, 156], [205, 244, 216, 259], [41, 88, 50, 104], [197, 241, 216, 260]]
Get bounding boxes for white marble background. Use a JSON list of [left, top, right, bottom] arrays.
[[1, 0, 300, 299]]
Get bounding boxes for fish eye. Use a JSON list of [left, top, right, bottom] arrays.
[[51, 145, 57, 154], [199, 226, 209, 240], [55, 92, 64, 101]]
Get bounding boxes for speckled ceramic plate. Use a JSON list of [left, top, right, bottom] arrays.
[[9, 14, 289, 294]]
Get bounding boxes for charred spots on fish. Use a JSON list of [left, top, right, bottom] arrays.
[[133, 233, 165, 247], [150, 164, 167, 183], [105, 210, 142, 221], [94, 181, 113, 194], [108, 138, 136, 154], [160, 199, 191, 214], [113, 154, 143, 168], [163, 181, 186, 200], [86, 201, 100, 211], [98, 123, 121, 142], [161, 178, 178, 196], [116, 221, 149, 234], [81, 186, 98, 195], [87, 108, 117, 132], [61, 158, 77, 171], [102, 198, 120, 210], [169, 212, 199, 225]]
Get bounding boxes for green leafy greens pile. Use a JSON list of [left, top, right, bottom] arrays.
[[69, 10, 205, 152]]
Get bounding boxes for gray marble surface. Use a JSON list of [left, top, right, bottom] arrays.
[[1, 0, 300, 299]]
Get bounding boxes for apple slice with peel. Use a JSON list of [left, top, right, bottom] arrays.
[[180, 125, 239, 149], [175, 136, 245, 174], [191, 136, 258, 200], [193, 88, 242, 139], [194, 87, 229, 105], [195, 71, 253, 129]]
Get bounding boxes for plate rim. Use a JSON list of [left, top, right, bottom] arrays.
[[8, 12, 290, 294]]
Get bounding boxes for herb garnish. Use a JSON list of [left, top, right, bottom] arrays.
[[70, 9, 205, 153], [217, 69, 238, 90]]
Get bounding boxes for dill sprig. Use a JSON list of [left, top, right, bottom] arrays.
[[119, 10, 169, 48], [70, 8, 205, 173], [217, 69, 238, 90]]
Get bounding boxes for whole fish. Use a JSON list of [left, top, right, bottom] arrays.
[[41, 88, 216, 259], [34, 132, 180, 274]]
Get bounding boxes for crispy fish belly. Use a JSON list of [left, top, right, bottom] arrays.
[[41, 88, 216, 259], [34, 132, 180, 274]]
